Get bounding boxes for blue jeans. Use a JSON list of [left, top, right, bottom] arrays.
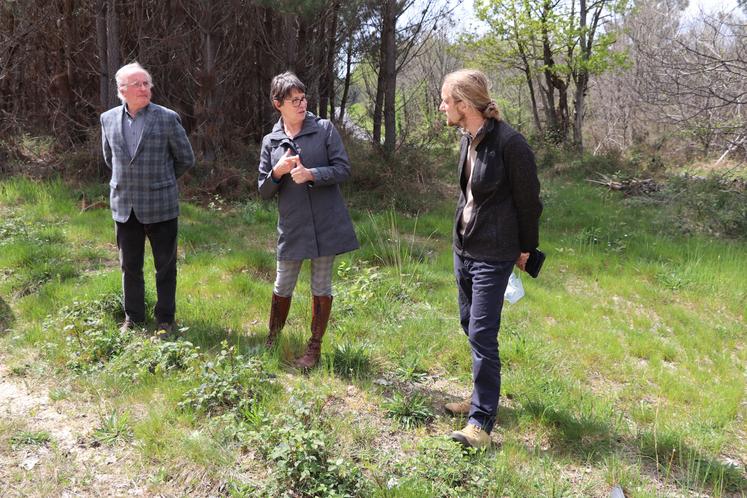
[[454, 252, 514, 434]]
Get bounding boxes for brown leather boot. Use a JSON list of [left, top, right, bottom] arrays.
[[266, 293, 292, 348], [294, 295, 333, 370]]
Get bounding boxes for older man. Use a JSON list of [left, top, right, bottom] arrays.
[[100, 62, 195, 337]]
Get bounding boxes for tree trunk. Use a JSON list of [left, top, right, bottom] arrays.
[[573, 73, 587, 152], [522, 64, 542, 134], [324, 0, 340, 121], [96, 0, 109, 111], [382, 0, 397, 156], [317, 7, 331, 119], [338, 32, 354, 123], [573, 0, 588, 152], [197, 3, 220, 163], [106, 0, 120, 108], [372, 62, 385, 146]]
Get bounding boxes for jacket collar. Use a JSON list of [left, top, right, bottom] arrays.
[[461, 117, 496, 144], [119, 103, 157, 162], [267, 112, 322, 141]]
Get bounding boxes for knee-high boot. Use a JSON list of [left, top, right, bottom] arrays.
[[266, 293, 292, 348], [294, 295, 333, 369]]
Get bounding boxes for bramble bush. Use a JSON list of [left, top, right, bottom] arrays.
[[248, 398, 370, 498], [178, 340, 271, 416]]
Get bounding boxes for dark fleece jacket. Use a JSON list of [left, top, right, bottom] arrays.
[[453, 118, 543, 262]]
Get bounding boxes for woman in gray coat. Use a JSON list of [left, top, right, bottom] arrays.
[[258, 71, 359, 369]]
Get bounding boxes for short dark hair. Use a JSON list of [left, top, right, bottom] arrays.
[[270, 72, 306, 107]]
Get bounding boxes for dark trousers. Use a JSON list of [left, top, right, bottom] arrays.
[[454, 252, 514, 434], [115, 212, 178, 324]]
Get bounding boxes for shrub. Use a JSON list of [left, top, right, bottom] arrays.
[[389, 437, 492, 497], [109, 337, 202, 382], [178, 340, 271, 416], [654, 174, 747, 239], [250, 399, 370, 497]]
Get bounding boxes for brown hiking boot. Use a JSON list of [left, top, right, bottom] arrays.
[[266, 293, 292, 348], [294, 295, 333, 370], [445, 397, 471, 416], [449, 423, 491, 449]]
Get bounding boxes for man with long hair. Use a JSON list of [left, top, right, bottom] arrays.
[[440, 69, 543, 448]]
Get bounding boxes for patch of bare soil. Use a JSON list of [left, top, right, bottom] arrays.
[[0, 359, 147, 497]]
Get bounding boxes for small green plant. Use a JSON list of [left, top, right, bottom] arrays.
[[655, 266, 691, 291], [178, 340, 271, 415], [327, 342, 375, 380], [49, 387, 69, 401], [92, 410, 133, 445], [65, 324, 133, 372], [390, 437, 489, 496], [250, 399, 369, 497], [394, 355, 429, 383], [360, 209, 431, 281], [40, 294, 130, 372], [9, 363, 29, 376], [10, 430, 52, 449], [336, 260, 383, 309], [109, 337, 201, 382], [383, 392, 434, 429]]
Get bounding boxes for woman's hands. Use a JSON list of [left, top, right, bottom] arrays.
[[272, 149, 297, 180], [272, 149, 314, 184]]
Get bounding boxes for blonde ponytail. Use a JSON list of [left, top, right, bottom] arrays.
[[482, 100, 501, 120]]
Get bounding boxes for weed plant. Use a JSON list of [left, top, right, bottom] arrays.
[[9, 431, 52, 449], [248, 398, 370, 497], [386, 438, 496, 497], [383, 392, 434, 429], [394, 355, 429, 384], [92, 410, 134, 446], [326, 341, 376, 380], [178, 340, 271, 416]]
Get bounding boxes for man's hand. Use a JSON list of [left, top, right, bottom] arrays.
[[290, 159, 314, 184], [515, 252, 529, 272], [272, 149, 299, 180]]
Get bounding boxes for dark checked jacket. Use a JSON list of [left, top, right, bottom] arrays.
[[101, 103, 195, 224]]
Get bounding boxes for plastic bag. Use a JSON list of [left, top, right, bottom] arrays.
[[504, 271, 524, 304]]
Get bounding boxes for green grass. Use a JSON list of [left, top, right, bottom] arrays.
[[0, 174, 745, 496]]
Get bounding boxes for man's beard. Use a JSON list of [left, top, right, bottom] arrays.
[[447, 109, 466, 128]]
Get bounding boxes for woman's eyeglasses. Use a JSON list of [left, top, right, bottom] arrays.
[[284, 96, 307, 108]]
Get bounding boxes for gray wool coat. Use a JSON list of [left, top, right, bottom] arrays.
[[258, 113, 359, 261]]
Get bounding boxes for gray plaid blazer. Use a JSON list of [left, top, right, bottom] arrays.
[[101, 103, 195, 224]]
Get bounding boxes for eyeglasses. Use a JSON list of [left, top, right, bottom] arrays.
[[284, 96, 307, 108], [120, 81, 152, 90]]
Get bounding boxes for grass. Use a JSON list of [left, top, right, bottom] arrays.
[[0, 173, 745, 496]]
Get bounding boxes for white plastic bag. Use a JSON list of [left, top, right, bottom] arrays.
[[504, 271, 524, 304]]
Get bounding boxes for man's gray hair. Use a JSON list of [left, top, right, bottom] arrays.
[[115, 62, 153, 103]]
